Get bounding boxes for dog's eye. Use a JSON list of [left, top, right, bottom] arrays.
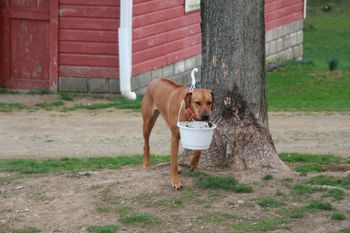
[[195, 101, 201, 106], [207, 101, 212, 105]]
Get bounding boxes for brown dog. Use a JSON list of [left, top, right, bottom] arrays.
[[141, 78, 214, 189]]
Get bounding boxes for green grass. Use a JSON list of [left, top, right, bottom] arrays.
[[183, 169, 253, 193], [304, 0, 350, 71], [306, 175, 350, 190], [294, 164, 324, 173], [279, 153, 349, 164], [0, 95, 142, 112], [267, 0, 350, 111], [116, 206, 158, 225], [232, 217, 286, 233], [290, 199, 333, 219], [0, 155, 170, 174], [0, 87, 19, 94], [7, 228, 41, 233], [199, 212, 236, 225], [267, 64, 350, 111], [27, 89, 51, 95], [0, 103, 28, 112], [64, 96, 142, 111], [120, 213, 158, 225], [324, 188, 344, 201], [279, 153, 350, 173], [59, 92, 75, 101], [330, 211, 346, 221], [339, 227, 350, 233], [35, 101, 64, 110], [307, 199, 333, 210], [261, 174, 274, 181], [152, 198, 183, 208], [292, 184, 323, 195], [86, 225, 118, 233], [255, 196, 283, 208]]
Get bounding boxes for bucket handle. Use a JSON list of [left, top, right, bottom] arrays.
[[177, 68, 198, 126]]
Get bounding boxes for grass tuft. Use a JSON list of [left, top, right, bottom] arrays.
[[307, 199, 333, 210], [339, 227, 350, 233], [294, 164, 324, 173], [255, 197, 283, 208], [261, 174, 274, 181], [306, 175, 350, 190], [232, 217, 286, 233], [324, 188, 344, 201], [290, 199, 333, 219], [183, 170, 253, 193], [330, 212, 346, 221], [292, 184, 323, 195], [116, 206, 158, 225], [86, 224, 118, 233]]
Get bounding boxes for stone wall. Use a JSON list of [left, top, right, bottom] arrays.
[[265, 19, 304, 63]]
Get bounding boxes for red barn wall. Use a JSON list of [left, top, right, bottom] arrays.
[[265, 0, 304, 30], [132, 0, 201, 76], [58, 0, 119, 79]]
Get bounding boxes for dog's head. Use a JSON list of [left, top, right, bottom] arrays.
[[185, 89, 214, 121]]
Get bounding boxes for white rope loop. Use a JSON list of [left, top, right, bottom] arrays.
[[189, 68, 198, 93], [177, 68, 198, 124]]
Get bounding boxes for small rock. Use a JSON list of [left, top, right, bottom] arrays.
[[15, 186, 23, 190], [185, 222, 192, 227], [24, 208, 29, 212], [42, 200, 49, 204], [237, 199, 244, 204]]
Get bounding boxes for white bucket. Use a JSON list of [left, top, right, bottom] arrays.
[[177, 121, 216, 150]]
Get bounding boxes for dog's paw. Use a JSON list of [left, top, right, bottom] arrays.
[[143, 161, 150, 169], [177, 165, 182, 174], [171, 176, 182, 190], [190, 161, 198, 171]]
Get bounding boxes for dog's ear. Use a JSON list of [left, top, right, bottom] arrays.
[[210, 91, 214, 110], [184, 92, 192, 108]]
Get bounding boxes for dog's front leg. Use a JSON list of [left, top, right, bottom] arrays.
[[170, 130, 182, 190], [190, 150, 202, 171]]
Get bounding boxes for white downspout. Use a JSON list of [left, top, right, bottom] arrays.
[[119, 0, 137, 100], [304, 0, 307, 18]]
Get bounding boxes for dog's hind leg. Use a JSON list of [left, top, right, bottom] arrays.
[[142, 97, 159, 168]]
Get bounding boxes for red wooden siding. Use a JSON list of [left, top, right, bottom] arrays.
[[132, 0, 201, 75], [58, 0, 119, 78], [265, 0, 304, 30]]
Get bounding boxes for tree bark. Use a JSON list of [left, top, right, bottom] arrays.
[[182, 0, 289, 171]]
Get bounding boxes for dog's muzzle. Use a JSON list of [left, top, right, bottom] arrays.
[[201, 111, 210, 121]]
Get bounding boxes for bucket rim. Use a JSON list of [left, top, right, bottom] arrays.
[[177, 121, 216, 130]]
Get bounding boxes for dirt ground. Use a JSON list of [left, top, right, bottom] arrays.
[[0, 94, 349, 233], [0, 94, 349, 159]]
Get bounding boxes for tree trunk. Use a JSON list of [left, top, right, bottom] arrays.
[[182, 0, 289, 171]]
